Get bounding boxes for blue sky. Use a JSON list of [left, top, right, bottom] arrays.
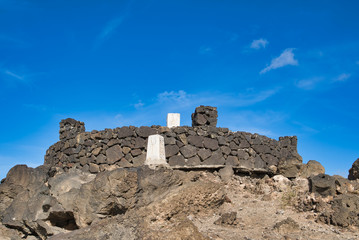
[[1, 0, 359, 179]]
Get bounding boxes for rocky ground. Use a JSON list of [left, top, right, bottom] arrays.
[[1, 163, 359, 240]]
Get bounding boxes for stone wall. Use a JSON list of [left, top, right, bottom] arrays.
[[44, 106, 302, 175]]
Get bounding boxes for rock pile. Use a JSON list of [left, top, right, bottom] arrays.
[[191, 105, 218, 127], [59, 118, 85, 141]]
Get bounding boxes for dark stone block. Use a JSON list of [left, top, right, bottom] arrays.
[[118, 127, 135, 138], [187, 156, 201, 166], [229, 141, 239, 150], [309, 174, 336, 197], [226, 156, 239, 166], [221, 146, 231, 156], [179, 145, 197, 158], [136, 126, 157, 138], [187, 135, 203, 148], [198, 149, 212, 161], [95, 154, 107, 164], [164, 136, 176, 145], [203, 138, 219, 150], [217, 136, 228, 146], [105, 145, 123, 164], [203, 151, 225, 165], [169, 155, 186, 166], [134, 137, 146, 149], [131, 149, 142, 157], [252, 144, 272, 154], [165, 145, 180, 158]]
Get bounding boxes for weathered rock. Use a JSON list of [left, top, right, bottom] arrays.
[[273, 217, 300, 234], [169, 155, 186, 166], [192, 106, 218, 127], [136, 126, 157, 138], [187, 135, 203, 148], [180, 145, 197, 158], [203, 137, 219, 150], [165, 145, 180, 158], [273, 175, 291, 192], [214, 212, 239, 226], [0, 165, 49, 218], [89, 163, 100, 173], [59, 118, 85, 141], [198, 148, 212, 161], [299, 160, 325, 178], [318, 194, 359, 227], [277, 157, 303, 178], [117, 127, 135, 138], [348, 158, 359, 180], [309, 174, 336, 197], [219, 165, 234, 182], [73, 169, 138, 228], [203, 151, 225, 165]]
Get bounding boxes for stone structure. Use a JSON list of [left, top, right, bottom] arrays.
[[44, 106, 302, 175], [145, 135, 167, 169], [167, 113, 180, 128], [59, 118, 85, 141], [192, 106, 218, 127]]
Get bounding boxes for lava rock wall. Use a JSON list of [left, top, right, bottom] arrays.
[[44, 106, 302, 175]]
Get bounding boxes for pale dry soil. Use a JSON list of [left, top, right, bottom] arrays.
[[190, 174, 359, 240]]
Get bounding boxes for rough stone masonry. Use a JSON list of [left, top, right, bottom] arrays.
[[44, 106, 303, 177]]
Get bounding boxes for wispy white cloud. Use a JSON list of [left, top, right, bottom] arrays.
[[250, 38, 268, 50], [157, 90, 189, 103], [260, 48, 298, 74], [334, 73, 351, 82], [295, 77, 324, 90], [4, 70, 24, 81], [133, 100, 144, 109], [94, 17, 125, 49]]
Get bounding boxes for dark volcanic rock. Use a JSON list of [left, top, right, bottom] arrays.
[[309, 174, 336, 197], [348, 158, 359, 180], [106, 145, 123, 164], [59, 118, 85, 141], [299, 160, 325, 178], [169, 155, 186, 166], [180, 145, 197, 158]]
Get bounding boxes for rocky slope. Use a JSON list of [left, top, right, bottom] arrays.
[[1, 161, 359, 239]]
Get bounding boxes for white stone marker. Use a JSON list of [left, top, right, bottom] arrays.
[[167, 113, 180, 128], [145, 134, 168, 169]]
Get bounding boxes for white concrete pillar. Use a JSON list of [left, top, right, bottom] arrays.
[[167, 113, 180, 128], [145, 134, 168, 169]]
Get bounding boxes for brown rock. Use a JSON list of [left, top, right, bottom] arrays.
[[106, 145, 123, 164]]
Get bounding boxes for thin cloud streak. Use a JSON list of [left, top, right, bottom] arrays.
[[93, 17, 125, 49], [295, 77, 324, 90], [4, 70, 24, 81], [250, 38, 268, 49], [334, 73, 351, 82], [260, 48, 298, 74]]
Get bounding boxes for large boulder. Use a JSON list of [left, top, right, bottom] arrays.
[[0, 165, 49, 219], [348, 158, 359, 180], [299, 160, 325, 178], [309, 174, 336, 197]]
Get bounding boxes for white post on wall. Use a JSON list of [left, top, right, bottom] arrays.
[[167, 113, 180, 128], [145, 134, 168, 169]]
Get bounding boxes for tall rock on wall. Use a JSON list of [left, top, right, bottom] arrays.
[[192, 105, 218, 127]]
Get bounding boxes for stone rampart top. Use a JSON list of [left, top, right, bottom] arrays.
[[45, 106, 302, 177]]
